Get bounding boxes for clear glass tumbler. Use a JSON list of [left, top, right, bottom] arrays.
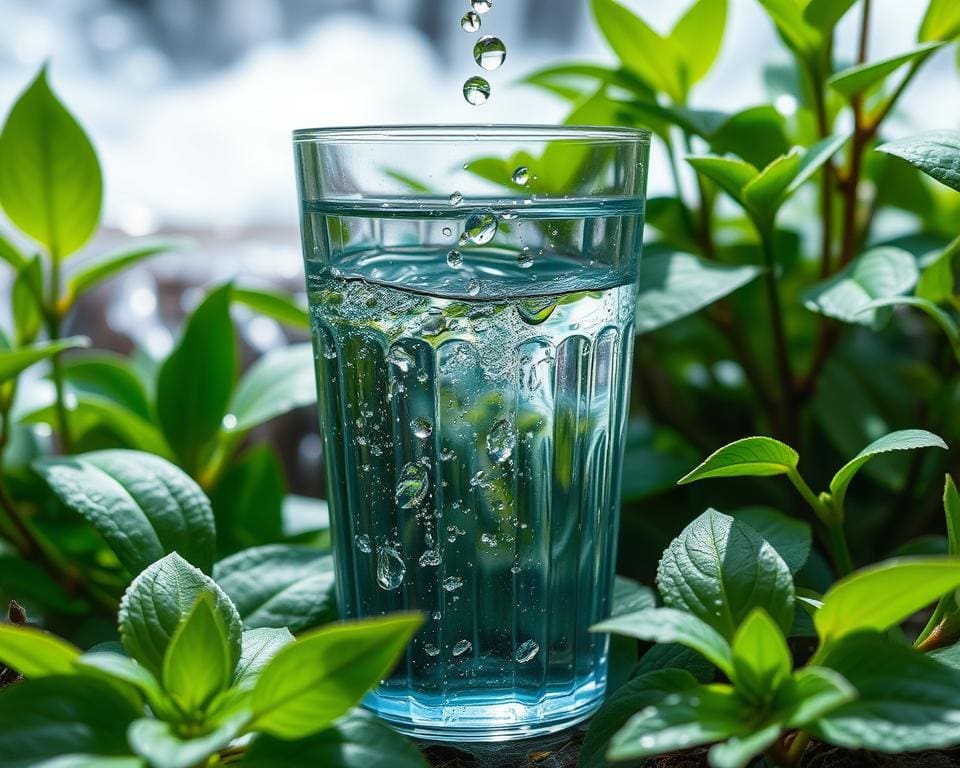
[[293, 125, 649, 741]]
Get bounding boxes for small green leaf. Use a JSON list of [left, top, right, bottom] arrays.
[[916, 236, 960, 308], [730, 609, 791, 703], [0, 67, 102, 258], [0, 335, 89, 384], [128, 716, 246, 768], [785, 132, 852, 198], [708, 724, 783, 768], [742, 149, 802, 222], [209, 445, 285, 554], [119, 552, 242, 678], [12, 255, 42, 345], [162, 594, 235, 713], [920, 0, 960, 41], [244, 709, 429, 768], [232, 287, 310, 330], [670, 0, 728, 87], [634, 251, 763, 334], [156, 284, 236, 471], [774, 666, 856, 727], [829, 429, 947, 507], [593, 607, 734, 676], [0, 232, 28, 271], [60, 353, 151, 419], [679, 436, 799, 483], [804, 0, 858, 31], [33, 449, 216, 575], [656, 509, 795, 638], [251, 614, 422, 739], [878, 131, 960, 193], [225, 342, 315, 433], [803, 246, 918, 326], [233, 627, 294, 691], [0, 622, 79, 677], [214, 545, 336, 633], [66, 241, 184, 304], [829, 43, 944, 99], [815, 557, 960, 644], [686, 155, 757, 203], [733, 507, 811, 574]]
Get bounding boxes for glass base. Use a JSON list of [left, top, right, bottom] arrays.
[[363, 677, 606, 742]]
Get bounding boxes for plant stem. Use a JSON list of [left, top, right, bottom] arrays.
[[786, 731, 812, 766], [45, 250, 73, 453], [759, 230, 796, 439], [826, 517, 854, 575], [682, 131, 717, 260], [786, 469, 823, 516]]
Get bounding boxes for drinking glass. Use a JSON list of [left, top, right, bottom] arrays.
[[293, 125, 650, 741]]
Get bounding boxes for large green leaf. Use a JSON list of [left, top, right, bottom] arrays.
[[244, 710, 429, 768], [730, 609, 791, 703], [232, 627, 295, 692], [709, 106, 791, 168], [920, 0, 960, 42], [757, 0, 823, 58], [828, 43, 944, 99], [0, 676, 140, 768], [804, 0, 858, 31], [670, 0, 728, 87], [61, 353, 151, 418], [210, 445, 285, 554], [611, 575, 656, 616], [128, 716, 245, 768], [226, 342, 315, 433], [634, 251, 762, 334], [733, 507, 811, 574], [828, 429, 947, 507], [815, 558, 960, 644], [0, 335, 89, 384], [65, 241, 183, 304], [232, 287, 310, 330], [156, 284, 236, 470], [0, 67, 102, 258], [593, 607, 734, 676], [878, 131, 960, 193], [679, 436, 799, 483], [656, 509, 795, 638], [119, 552, 242, 678], [33, 449, 216, 575], [250, 614, 422, 739], [213, 544, 337, 633], [12, 255, 42, 345], [0, 622, 79, 677], [814, 634, 960, 751], [75, 652, 174, 719], [803, 246, 918, 326]]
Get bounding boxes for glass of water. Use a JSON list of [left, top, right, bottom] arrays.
[[293, 125, 649, 741]]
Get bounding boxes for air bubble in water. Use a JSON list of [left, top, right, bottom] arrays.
[[486, 419, 515, 463], [449, 191, 463, 206], [355, 534, 372, 553], [472, 0, 492, 14], [411, 417, 433, 439], [424, 643, 441, 656], [515, 639, 540, 663], [461, 10, 481, 31], [463, 76, 491, 106], [467, 278, 481, 296], [452, 639, 473, 656], [377, 546, 405, 590], [447, 249, 463, 268], [473, 36, 506, 71], [443, 576, 464, 592], [419, 549, 441, 567], [387, 345, 416, 372], [395, 462, 429, 509], [512, 166, 530, 186], [517, 247, 534, 269], [462, 211, 498, 245]]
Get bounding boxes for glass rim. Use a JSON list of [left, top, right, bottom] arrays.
[[291, 123, 651, 145]]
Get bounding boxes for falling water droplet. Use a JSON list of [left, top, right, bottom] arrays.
[[515, 639, 540, 663], [419, 549, 441, 567], [424, 643, 441, 656], [463, 76, 491, 106], [443, 576, 464, 592], [462, 211, 498, 245], [517, 247, 534, 269], [486, 419, 516, 463], [410, 417, 433, 439], [447, 249, 463, 268], [355, 534, 372, 553], [387, 345, 416, 372], [472, 0, 492, 14], [467, 278, 481, 296], [452, 639, 473, 656], [449, 191, 463, 206], [512, 166, 530, 186], [376, 546, 406, 589], [395, 462, 429, 509], [473, 36, 506, 71], [461, 10, 481, 31]]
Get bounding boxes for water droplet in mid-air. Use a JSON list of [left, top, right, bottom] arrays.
[[449, 191, 463, 206], [473, 36, 506, 71], [377, 546, 405, 590], [355, 534, 372, 553], [424, 643, 441, 656], [463, 76, 491, 106], [419, 549, 441, 567], [461, 10, 481, 31], [467, 278, 481, 296], [395, 462, 429, 509], [486, 419, 515, 463], [472, 0, 492, 14], [512, 166, 530, 186], [411, 417, 433, 439], [452, 639, 473, 656], [447, 249, 463, 268], [462, 211, 498, 245], [515, 639, 540, 663], [443, 576, 464, 592]]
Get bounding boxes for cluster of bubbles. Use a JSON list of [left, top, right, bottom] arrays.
[[460, 0, 505, 106]]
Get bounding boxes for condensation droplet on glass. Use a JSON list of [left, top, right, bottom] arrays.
[[512, 166, 530, 186], [387, 345, 415, 372], [432, 610, 442, 620], [517, 247, 534, 269], [463, 76, 491, 106], [411, 417, 433, 439], [449, 191, 463, 206], [481, 532, 497, 547], [376, 546, 405, 590], [510, 563, 521, 574], [355, 534, 372, 553], [472, 0, 492, 14], [395, 462, 429, 509], [443, 576, 464, 592], [447, 249, 463, 268], [515, 639, 540, 663], [473, 36, 506, 71], [442, 226, 453, 237], [419, 549, 441, 567], [460, 10, 481, 31], [452, 639, 473, 656], [424, 643, 441, 656], [486, 419, 515, 463], [462, 211, 498, 245], [439, 447, 455, 462], [467, 278, 481, 296]]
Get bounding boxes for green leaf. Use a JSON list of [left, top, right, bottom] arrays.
[[0, 335, 89, 384], [757, 0, 823, 58], [686, 155, 757, 203], [878, 131, 960, 193], [214, 544, 336, 633], [591, 0, 685, 100], [679, 436, 799, 483], [0, 67, 102, 258], [670, 0, 728, 87], [119, 552, 242, 678], [920, 0, 960, 41], [12, 255, 42, 345], [815, 557, 960, 644], [162, 593, 235, 713], [785, 132, 852, 197], [60, 353, 151, 419], [232, 287, 310, 330], [814, 633, 960, 751], [634, 251, 763, 334], [773, 666, 856, 727], [829, 429, 948, 507], [635, 643, 715, 683], [233, 627, 294, 691], [656, 509, 795, 638], [0, 231, 28, 271], [862, 296, 960, 352], [804, 0, 858, 31], [65, 241, 183, 304], [225, 342, 315, 433], [916, 236, 960, 308], [742, 149, 802, 223], [612, 575, 656, 616], [710, 106, 791, 169], [0, 622, 79, 677], [945, 475, 960, 556], [75, 652, 174, 719], [803, 246, 918, 326], [33, 449, 216, 575], [209, 445, 285, 553], [708, 724, 783, 768], [733, 507, 811, 573], [128, 716, 245, 768], [0, 676, 140, 768], [244, 709, 429, 768], [518, 63, 625, 102], [251, 614, 422, 739], [730, 609, 791, 703], [829, 43, 944, 99], [593, 607, 734, 676], [156, 284, 236, 470]]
